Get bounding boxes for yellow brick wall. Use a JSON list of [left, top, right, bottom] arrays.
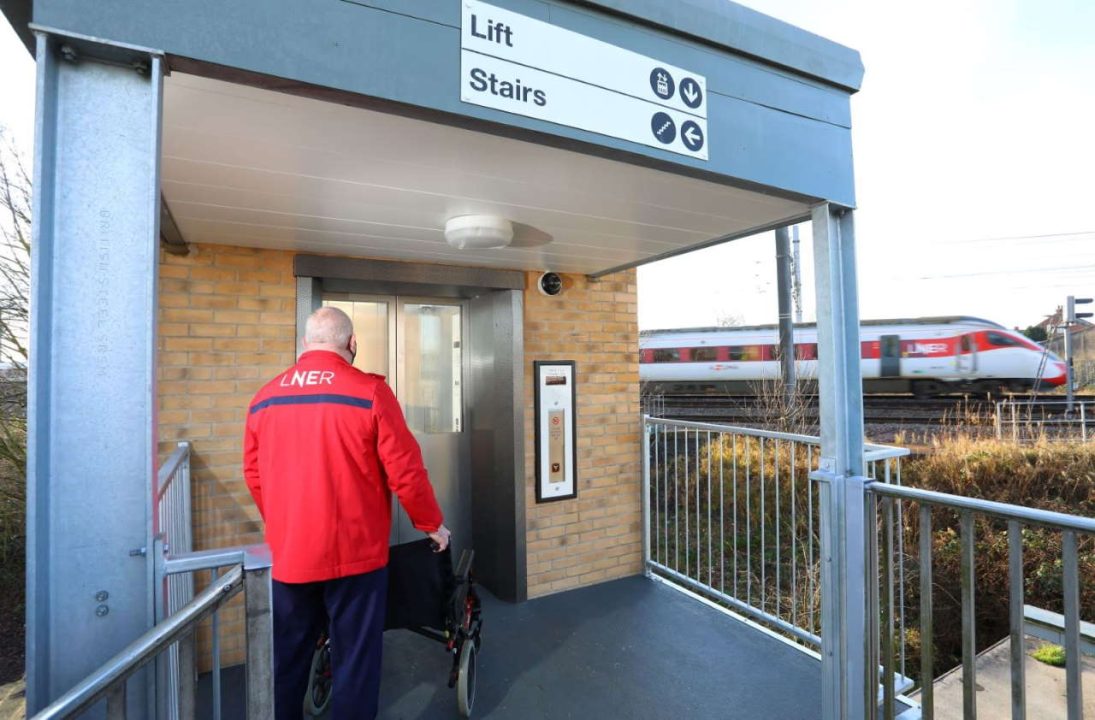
[[158, 243, 297, 667], [523, 270, 642, 598]]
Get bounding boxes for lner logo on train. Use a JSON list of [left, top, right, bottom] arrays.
[[908, 342, 949, 357]]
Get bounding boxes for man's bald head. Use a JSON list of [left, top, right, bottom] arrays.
[[304, 307, 356, 360]]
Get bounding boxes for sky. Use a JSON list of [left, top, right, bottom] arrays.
[[639, 0, 1095, 331], [2, 4, 1094, 331]]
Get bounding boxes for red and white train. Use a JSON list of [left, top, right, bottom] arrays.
[[640, 316, 1068, 396]]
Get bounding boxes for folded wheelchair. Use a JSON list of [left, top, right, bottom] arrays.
[[305, 540, 483, 717]]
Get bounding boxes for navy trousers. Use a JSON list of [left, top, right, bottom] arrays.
[[273, 567, 388, 720]]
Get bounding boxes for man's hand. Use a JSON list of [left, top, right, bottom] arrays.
[[428, 524, 451, 552]]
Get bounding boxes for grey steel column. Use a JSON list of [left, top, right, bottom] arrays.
[[811, 204, 867, 720], [775, 226, 797, 403], [26, 32, 163, 715], [243, 547, 274, 720]]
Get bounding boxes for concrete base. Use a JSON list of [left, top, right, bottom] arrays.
[[911, 636, 1095, 719]]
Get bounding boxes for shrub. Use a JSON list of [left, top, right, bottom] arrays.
[[898, 438, 1095, 680]]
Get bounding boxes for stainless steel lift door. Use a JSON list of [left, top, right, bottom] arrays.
[[323, 294, 471, 558]]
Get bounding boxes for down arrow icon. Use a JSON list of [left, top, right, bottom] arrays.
[[679, 77, 703, 109]]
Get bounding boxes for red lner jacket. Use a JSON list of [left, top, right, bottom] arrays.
[[243, 350, 443, 583]]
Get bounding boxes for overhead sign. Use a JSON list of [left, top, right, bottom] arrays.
[[460, 0, 709, 160]]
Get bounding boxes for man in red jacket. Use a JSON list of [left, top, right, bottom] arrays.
[[244, 306, 450, 719]]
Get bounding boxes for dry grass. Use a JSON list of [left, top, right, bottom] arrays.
[[652, 430, 1095, 683], [898, 438, 1095, 678]]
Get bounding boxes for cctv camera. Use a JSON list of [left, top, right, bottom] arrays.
[[538, 272, 563, 296]]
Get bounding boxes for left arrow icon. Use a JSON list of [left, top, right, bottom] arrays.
[[681, 121, 704, 152]]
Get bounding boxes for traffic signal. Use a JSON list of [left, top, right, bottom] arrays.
[[1067, 295, 1093, 322]]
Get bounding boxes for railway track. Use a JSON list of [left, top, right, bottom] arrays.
[[646, 393, 1089, 426]]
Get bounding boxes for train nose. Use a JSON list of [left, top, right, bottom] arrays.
[[1042, 362, 1069, 386]]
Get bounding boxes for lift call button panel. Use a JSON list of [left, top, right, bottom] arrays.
[[535, 361, 576, 502]]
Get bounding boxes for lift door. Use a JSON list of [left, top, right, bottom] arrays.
[[324, 294, 471, 558]]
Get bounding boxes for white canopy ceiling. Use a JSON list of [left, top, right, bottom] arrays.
[[161, 73, 811, 275]]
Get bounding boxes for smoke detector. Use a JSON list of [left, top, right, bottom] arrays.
[[444, 215, 514, 250]]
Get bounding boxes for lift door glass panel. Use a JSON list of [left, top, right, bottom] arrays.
[[323, 294, 469, 552], [324, 297, 393, 378], [399, 301, 463, 433]]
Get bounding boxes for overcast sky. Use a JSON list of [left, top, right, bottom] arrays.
[[3, 4, 1094, 331], [640, 0, 1095, 331]]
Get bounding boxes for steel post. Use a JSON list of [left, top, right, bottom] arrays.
[[792, 225, 804, 324], [641, 416, 652, 576], [27, 31, 163, 715], [1065, 330, 1075, 413], [1008, 520, 1026, 720], [243, 548, 274, 720], [811, 203, 867, 720], [775, 226, 797, 405]]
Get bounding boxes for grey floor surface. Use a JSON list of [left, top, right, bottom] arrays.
[[199, 575, 824, 719]]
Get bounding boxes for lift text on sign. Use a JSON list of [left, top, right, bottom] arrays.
[[460, 0, 709, 160]]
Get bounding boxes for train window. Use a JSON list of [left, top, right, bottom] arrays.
[[795, 344, 817, 360], [691, 347, 718, 362], [727, 346, 761, 361], [986, 331, 1021, 348], [652, 348, 681, 363]]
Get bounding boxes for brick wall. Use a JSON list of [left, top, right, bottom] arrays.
[[158, 243, 297, 666], [157, 248, 641, 661], [523, 270, 642, 597]]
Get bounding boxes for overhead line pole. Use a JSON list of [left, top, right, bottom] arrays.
[[775, 226, 797, 404], [792, 225, 803, 323]]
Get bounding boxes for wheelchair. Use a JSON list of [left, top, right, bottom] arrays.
[[305, 542, 482, 717]]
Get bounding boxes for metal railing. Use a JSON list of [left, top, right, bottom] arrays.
[[641, 416, 910, 659], [866, 482, 1095, 720], [30, 545, 273, 720], [155, 441, 194, 719], [994, 398, 1094, 442], [153, 441, 257, 720]]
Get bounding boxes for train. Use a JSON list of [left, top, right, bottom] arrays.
[[640, 316, 1068, 397]]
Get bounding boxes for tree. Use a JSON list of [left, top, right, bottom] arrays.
[[1020, 325, 1048, 343], [715, 311, 744, 328], [0, 128, 29, 683], [0, 129, 29, 474]]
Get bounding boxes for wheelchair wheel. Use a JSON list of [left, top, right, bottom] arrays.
[[304, 637, 332, 717], [456, 639, 477, 718]]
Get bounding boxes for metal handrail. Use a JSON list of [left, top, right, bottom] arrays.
[[646, 417, 910, 459], [162, 543, 267, 576], [32, 566, 245, 719], [642, 415, 911, 676], [156, 441, 191, 501], [868, 481, 1095, 534], [993, 398, 1092, 443], [154, 440, 193, 720], [867, 479, 1093, 720]]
